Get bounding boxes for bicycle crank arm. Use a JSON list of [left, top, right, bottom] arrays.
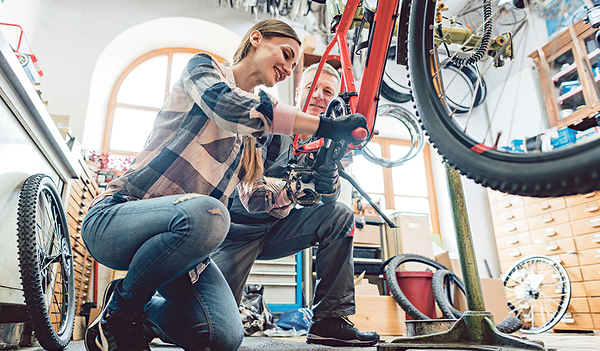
[[339, 169, 397, 228]]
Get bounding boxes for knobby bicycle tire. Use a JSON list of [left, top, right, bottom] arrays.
[[431, 269, 465, 319], [406, 0, 600, 197], [431, 269, 523, 334], [17, 174, 75, 350], [383, 254, 448, 320]]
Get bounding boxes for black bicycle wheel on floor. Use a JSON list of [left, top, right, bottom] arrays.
[[431, 269, 466, 319], [407, 0, 600, 197], [383, 254, 448, 320], [17, 174, 75, 350]]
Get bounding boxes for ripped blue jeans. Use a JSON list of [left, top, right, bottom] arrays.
[[82, 194, 243, 351]]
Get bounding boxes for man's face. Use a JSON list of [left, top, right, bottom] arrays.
[[297, 69, 340, 116]]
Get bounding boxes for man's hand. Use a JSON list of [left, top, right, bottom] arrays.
[[315, 113, 367, 142], [313, 163, 339, 195]]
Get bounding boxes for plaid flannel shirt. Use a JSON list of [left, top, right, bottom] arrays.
[[91, 53, 298, 210]]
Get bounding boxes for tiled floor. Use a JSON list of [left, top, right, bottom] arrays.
[[16, 332, 600, 351]]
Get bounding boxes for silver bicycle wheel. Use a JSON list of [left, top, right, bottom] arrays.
[[501, 255, 571, 333]]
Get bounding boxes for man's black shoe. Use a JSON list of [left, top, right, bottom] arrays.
[[306, 316, 380, 347]]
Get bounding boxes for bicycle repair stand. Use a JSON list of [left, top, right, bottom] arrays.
[[377, 164, 548, 351]]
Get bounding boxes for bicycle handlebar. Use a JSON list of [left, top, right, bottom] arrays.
[[352, 127, 368, 141]]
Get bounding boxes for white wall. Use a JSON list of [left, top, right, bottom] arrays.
[[1, 0, 503, 279], [0, 0, 309, 150]]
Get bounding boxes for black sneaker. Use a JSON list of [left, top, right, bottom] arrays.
[[98, 310, 151, 351], [306, 316, 380, 347], [85, 278, 121, 351], [84, 278, 150, 351]]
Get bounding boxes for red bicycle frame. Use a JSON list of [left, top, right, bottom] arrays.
[[295, 0, 401, 150]]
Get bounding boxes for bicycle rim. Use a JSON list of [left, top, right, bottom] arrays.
[[17, 174, 75, 350], [408, 0, 600, 197], [502, 255, 571, 333]]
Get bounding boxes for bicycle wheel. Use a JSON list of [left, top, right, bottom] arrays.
[[407, 0, 600, 197], [383, 254, 448, 320], [431, 269, 465, 319], [502, 255, 571, 333], [17, 174, 75, 350]]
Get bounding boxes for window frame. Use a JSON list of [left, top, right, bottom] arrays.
[[102, 47, 227, 156], [368, 136, 441, 236]]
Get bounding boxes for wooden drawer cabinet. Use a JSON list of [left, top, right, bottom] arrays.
[[527, 209, 571, 231], [566, 266, 583, 282], [585, 280, 600, 296], [65, 162, 100, 316], [566, 191, 600, 207], [494, 219, 530, 237], [579, 248, 600, 266], [496, 232, 531, 250], [489, 189, 600, 331], [565, 297, 591, 313], [590, 297, 600, 312], [548, 252, 580, 267], [492, 207, 528, 226], [533, 237, 576, 256], [490, 196, 524, 214], [498, 244, 534, 262], [568, 201, 600, 221], [574, 232, 600, 251], [530, 223, 573, 242], [572, 282, 588, 298], [553, 313, 595, 330], [580, 264, 600, 282], [525, 197, 566, 217]]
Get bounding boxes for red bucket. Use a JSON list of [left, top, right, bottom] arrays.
[[392, 271, 436, 320]]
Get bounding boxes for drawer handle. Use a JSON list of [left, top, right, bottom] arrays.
[[78, 209, 85, 215], [539, 201, 550, 210], [542, 214, 554, 223], [589, 217, 600, 227], [584, 192, 596, 198], [503, 199, 512, 208], [505, 224, 517, 232], [584, 203, 599, 212], [77, 216, 83, 223], [504, 211, 514, 220], [507, 238, 519, 245], [549, 255, 562, 264], [561, 318, 575, 324], [80, 201, 86, 207], [545, 244, 559, 251], [544, 227, 557, 237], [510, 251, 521, 257], [594, 249, 600, 259], [83, 185, 89, 192]]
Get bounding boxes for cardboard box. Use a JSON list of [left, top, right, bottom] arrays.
[[449, 278, 509, 323], [351, 295, 406, 336], [385, 212, 434, 270], [354, 221, 382, 246]]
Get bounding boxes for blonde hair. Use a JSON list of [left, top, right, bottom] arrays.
[[234, 20, 301, 64], [238, 20, 301, 192], [302, 62, 341, 85]]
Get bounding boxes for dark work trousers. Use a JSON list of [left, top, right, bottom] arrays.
[[211, 201, 356, 318]]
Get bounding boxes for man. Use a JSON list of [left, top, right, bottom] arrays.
[[211, 63, 380, 347]]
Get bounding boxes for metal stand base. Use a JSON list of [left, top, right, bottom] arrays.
[[377, 312, 545, 351]]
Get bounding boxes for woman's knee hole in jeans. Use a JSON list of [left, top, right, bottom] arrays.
[[172, 194, 231, 253]]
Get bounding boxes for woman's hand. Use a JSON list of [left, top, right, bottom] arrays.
[[315, 113, 367, 142]]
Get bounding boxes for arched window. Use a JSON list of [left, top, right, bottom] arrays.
[[102, 48, 227, 156]]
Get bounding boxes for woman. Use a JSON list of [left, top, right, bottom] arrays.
[[82, 19, 366, 351]]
